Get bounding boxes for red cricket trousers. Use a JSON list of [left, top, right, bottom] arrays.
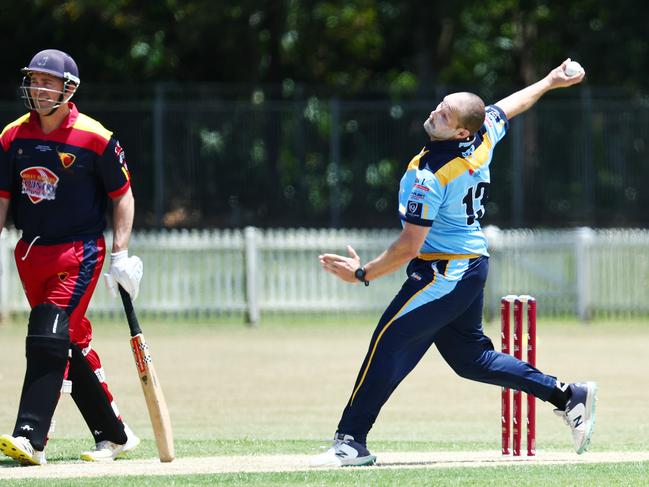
[[14, 236, 121, 417]]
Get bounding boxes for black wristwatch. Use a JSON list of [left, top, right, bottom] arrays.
[[354, 267, 370, 286]]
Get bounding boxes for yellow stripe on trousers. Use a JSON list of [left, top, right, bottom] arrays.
[[418, 252, 480, 261], [349, 274, 437, 406]]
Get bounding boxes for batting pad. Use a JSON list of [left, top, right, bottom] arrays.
[[68, 344, 127, 445], [13, 304, 70, 451]]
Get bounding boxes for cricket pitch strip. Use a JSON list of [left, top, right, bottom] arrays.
[[1, 450, 649, 480]]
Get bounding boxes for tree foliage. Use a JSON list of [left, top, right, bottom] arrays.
[[1, 1, 647, 91], [1, 1, 647, 229]]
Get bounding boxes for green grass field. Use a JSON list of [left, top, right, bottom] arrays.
[[1, 314, 648, 485]]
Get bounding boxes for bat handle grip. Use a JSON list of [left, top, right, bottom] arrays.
[[118, 285, 143, 336]]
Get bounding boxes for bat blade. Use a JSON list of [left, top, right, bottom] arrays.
[[119, 285, 175, 462], [130, 333, 175, 462]]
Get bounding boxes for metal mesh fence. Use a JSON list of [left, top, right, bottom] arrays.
[[1, 85, 647, 230]]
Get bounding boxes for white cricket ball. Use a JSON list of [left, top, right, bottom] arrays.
[[564, 61, 583, 77]]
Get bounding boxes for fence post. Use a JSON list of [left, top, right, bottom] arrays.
[[579, 86, 595, 223], [575, 227, 594, 321], [510, 119, 524, 227], [483, 225, 502, 322], [153, 82, 166, 227], [244, 226, 260, 325], [329, 98, 341, 228], [0, 230, 10, 323]]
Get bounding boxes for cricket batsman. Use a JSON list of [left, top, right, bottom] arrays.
[[0, 49, 142, 464]]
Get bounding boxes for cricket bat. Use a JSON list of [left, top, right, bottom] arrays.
[[118, 285, 175, 462]]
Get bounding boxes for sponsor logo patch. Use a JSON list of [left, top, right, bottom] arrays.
[[115, 140, 131, 180], [407, 201, 423, 218], [115, 140, 125, 163], [114, 140, 130, 180], [20, 166, 59, 204]]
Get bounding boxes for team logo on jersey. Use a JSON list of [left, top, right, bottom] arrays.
[[20, 166, 59, 204], [460, 137, 477, 159], [57, 149, 76, 168], [461, 146, 476, 158]]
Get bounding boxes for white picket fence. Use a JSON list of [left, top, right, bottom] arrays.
[[0, 226, 648, 322]]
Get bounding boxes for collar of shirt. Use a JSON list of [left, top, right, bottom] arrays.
[[27, 102, 79, 131], [418, 133, 484, 172], [423, 135, 477, 157]]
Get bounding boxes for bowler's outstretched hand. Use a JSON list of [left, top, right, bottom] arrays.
[[547, 58, 586, 89], [319, 245, 361, 283]]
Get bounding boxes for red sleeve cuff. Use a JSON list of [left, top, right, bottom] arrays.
[[108, 180, 130, 199], [0, 190, 11, 199]]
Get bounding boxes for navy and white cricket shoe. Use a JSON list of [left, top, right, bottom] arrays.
[[554, 381, 597, 454], [310, 433, 377, 467]]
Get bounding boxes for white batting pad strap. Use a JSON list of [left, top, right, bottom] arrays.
[[111, 401, 120, 417], [81, 345, 92, 356], [61, 379, 72, 394], [94, 367, 106, 383]]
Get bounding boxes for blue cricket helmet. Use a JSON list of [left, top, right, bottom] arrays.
[[22, 49, 80, 85], [20, 49, 80, 112]]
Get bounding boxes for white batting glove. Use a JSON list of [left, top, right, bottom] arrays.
[[104, 250, 143, 301]]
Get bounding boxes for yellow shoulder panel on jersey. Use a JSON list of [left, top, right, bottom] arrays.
[[407, 148, 429, 171], [1, 114, 31, 137], [435, 132, 494, 187], [72, 114, 113, 141]]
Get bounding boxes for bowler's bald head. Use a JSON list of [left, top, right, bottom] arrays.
[[446, 92, 486, 134]]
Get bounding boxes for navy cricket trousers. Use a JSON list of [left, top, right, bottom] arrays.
[[337, 255, 557, 444]]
